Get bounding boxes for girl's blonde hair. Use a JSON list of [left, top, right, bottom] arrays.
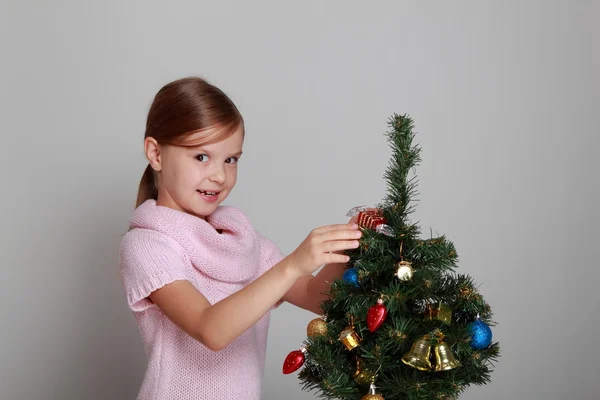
[[136, 77, 244, 208]]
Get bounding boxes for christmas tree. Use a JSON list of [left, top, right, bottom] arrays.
[[282, 114, 500, 400]]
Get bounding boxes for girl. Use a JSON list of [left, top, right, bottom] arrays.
[[119, 76, 362, 399]]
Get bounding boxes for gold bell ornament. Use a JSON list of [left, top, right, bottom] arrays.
[[361, 382, 384, 400], [307, 316, 328, 338], [433, 341, 462, 371], [401, 337, 432, 371]]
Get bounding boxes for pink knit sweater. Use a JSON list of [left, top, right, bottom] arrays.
[[119, 200, 284, 400]]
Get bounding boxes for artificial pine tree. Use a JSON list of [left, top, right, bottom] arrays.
[[283, 114, 500, 400]]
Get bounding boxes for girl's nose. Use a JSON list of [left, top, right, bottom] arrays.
[[209, 166, 225, 184]]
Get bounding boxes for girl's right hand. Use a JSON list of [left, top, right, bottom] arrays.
[[286, 223, 362, 277]]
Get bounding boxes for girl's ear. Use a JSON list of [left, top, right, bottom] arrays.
[[144, 137, 162, 171]]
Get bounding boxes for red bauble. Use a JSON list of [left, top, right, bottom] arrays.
[[367, 298, 388, 332], [282, 347, 306, 374]]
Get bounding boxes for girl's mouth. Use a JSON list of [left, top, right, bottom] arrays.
[[198, 190, 218, 196], [197, 190, 220, 202]]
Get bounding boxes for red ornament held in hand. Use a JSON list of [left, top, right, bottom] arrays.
[[367, 298, 388, 332], [282, 347, 306, 374], [357, 210, 387, 230]]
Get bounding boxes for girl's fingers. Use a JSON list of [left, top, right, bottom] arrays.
[[319, 228, 362, 243], [322, 240, 360, 254], [323, 252, 351, 264], [312, 223, 359, 235]]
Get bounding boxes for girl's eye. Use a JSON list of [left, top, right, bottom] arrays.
[[195, 154, 209, 163], [226, 157, 239, 165]]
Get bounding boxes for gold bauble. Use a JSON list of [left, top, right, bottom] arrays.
[[361, 383, 384, 400], [339, 326, 361, 350], [307, 317, 328, 337], [395, 260, 414, 281], [361, 395, 384, 400]]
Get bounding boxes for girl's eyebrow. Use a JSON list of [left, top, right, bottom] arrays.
[[191, 148, 243, 157]]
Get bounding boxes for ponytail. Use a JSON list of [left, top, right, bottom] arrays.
[[136, 164, 158, 208]]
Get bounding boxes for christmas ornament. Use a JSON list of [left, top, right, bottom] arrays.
[[357, 209, 386, 229], [375, 224, 395, 236], [395, 260, 414, 281], [346, 205, 370, 217], [361, 383, 384, 400], [343, 268, 360, 287], [354, 359, 375, 386], [339, 326, 361, 350], [426, 301, 453, 325], [401, 337, 432, 371], [339, 318, 361, 350], [357, 210, 394, 236], [433, 341, 461, 371], [346, 206, 394, 236], [307, 316, 328, 337], [468, 316, 493, 349], [459, 286, 475, 299], [282, 347, 306, 374], [366, 298, 388, 332]]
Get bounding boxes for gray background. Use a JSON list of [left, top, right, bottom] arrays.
[[1, 1, 598, 399]]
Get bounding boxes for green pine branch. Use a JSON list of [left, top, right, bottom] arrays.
[[383, 114, 422, 225]]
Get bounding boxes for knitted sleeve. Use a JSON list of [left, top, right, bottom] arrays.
[[119, 228, 191, 312]]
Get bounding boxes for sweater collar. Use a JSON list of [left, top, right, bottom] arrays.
[[131, 200, 261, 283]]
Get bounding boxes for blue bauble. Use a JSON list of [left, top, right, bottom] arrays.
[[342, 268, 360, 287], [468, 319, 493, 349]]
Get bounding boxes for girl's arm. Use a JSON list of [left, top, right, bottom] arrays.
[[281, 262, 346, 314], [281, 211, 371, 314], [150, 257, 299, 351], [149, 223, 361, 351]]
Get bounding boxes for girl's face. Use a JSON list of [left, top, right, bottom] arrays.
[[147, 125, 244, 219]]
